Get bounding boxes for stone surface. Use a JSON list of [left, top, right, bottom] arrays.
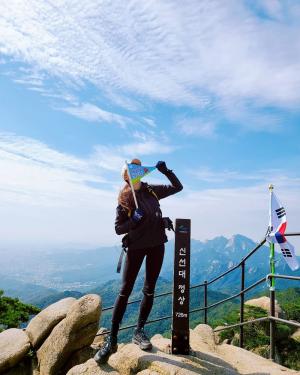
[[26, 297, 76, 348], [37, 294, 101, 375], [150, 334, 171, 354], [92, 328, 109, 349], [64, 346, 98, 374], [108, 341, 238, 375], [66, 359, 120, 375], [66, 323, 298, 375], [3, 357, 32, 375], [245, 296, 282, 317], [0, 329, 30, 373], [191, 324, 216, 352], [218, 342, 297, 374]]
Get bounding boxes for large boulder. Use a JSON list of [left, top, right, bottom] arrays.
[[245, 296, 282, 317], [37, 294, 101, 375], [26, 297, 76, 348], [0, 329, 30, 373], [191, 324, 216, 352]]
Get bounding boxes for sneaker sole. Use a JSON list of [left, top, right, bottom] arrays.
[[132, 338, 152, 351]]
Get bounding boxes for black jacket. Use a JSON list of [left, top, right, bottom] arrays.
[[115, 170, 183, 250]]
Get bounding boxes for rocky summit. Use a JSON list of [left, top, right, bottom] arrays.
[[0, 295, 297, 375]]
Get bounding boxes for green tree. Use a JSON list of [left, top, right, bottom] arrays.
[[211, 290, 300, 371], [0, 290, 40, 332]]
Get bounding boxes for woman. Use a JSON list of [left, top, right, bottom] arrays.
[[94, 158, 183, 364]]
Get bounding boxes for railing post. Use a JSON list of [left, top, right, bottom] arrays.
[[204, 281, 208, 324], [240, 260, 245, 348], [269, 275, 276, 361]]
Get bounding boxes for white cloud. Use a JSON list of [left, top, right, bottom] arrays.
[[0, 132, 177, 248], [0, 133, 120, 248], [0, 133, 299, 252], [190, 168, 243, 183], [92, 139, 176, 172], [0, 133, 109, 205], [62, 102, 130, 127], [177, 117, 216, 137], [1, 1, 300, 130], [121, 140, 176, 156]]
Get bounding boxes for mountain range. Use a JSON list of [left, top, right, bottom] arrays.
[[1, 234, 299, 306]]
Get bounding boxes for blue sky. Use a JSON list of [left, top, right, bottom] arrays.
[[0, 0, 300, 252]]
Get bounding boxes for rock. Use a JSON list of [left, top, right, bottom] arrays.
[[26, 297, 76, 348], [92, 327, 109, 349], [218, 343, 296, 375], [63, 346, 98, 374], [108, 344, 142, 375], [66, 359, 119, 375], [0, 329, 30, 373], [109, 342, 238, 375], [68, 331, 298, 375], [2, 357, 32, 375], [291, 328, 300, 342], [37, 294, 101, 375], [245, 296, 282, 317], [150, 334, 171, 354], [191, 324, 216, 352]]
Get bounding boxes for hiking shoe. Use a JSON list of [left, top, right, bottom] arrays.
[[94, 335, 118, 364], [132, 327, 152, 350]]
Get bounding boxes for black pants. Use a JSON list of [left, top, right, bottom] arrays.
[[111, 243, 165, 336]]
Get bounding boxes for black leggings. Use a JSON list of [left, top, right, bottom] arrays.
[[111, 243, 165, 336]]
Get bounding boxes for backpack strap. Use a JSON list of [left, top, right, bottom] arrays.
[[147, 185, 159, 201]]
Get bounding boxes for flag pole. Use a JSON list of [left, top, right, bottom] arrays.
[[268, 184, 275, 291], [268, 183, 276, 361], [126, 160, 139, 209]]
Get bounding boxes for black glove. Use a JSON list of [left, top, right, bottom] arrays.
[[156, 161, 169, 174], [132, 208, 144, 222], [163, 217, 174, 231]]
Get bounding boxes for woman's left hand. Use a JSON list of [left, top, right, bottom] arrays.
[[156, 161, 169, 174]]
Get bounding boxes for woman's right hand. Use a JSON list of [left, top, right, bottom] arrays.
[[132, 208, 144, 222]]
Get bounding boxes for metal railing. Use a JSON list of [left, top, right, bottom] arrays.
[[96, 232, 300, 360]]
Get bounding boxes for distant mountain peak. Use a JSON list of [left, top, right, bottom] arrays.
[[225, 234, 254, 250], [206, 235, 228, 242]]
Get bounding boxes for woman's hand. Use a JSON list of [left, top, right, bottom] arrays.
[[156, 161, 169, 174], [132, 208, 144, 222]]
